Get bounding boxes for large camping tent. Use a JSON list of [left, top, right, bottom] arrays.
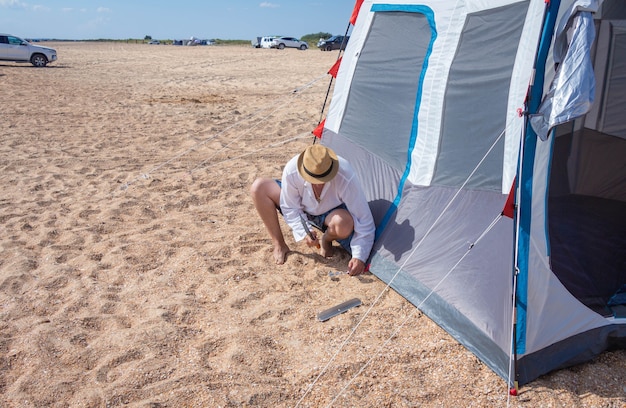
[[319, 0, 626, 387]]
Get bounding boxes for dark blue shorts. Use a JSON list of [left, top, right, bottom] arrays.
[[275, 179, 353, 253]]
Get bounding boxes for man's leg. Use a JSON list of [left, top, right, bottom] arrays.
[[250, 178, 290, 264], [320, 208, 353, 258]]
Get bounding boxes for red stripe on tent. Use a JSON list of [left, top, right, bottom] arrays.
[[328, 57, 342, 78], [312, 119, 325, 138], [502, 178, 516, 218], [349, 0, 364, 25]]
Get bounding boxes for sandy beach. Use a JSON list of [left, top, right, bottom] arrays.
[[1, 41, 624, 407]]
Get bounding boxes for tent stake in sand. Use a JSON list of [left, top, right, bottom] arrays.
[[317, 298, 362, 322]]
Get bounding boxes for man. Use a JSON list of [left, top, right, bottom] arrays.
[[250, 144, 375, 275]]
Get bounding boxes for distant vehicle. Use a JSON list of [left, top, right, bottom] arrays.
[[270, 37, 308, 50], [317, 35, 349, 51], [252, 37, 261, 48], [187, 36, 202, 46], [148, 40, 160, 45], [260, 36, 276, 49], [182, 37, 215, 46], [0, 33, 57, 67]]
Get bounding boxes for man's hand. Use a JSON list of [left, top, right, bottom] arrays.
[[347, 258, 366, 276], [304, 232, 320, 248]]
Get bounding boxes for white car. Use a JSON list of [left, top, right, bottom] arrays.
[[0, 34, 57, 67], [259, 36, 276, 49], [270, 37, 308, 50]]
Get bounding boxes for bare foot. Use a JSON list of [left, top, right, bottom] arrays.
[[319, 236, 335, 258], [273, 245, 290, 264]]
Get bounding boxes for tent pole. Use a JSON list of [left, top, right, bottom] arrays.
[[511, 267, 520, 394], [314, 22, 353, 144], [513, 0, 562, 390]]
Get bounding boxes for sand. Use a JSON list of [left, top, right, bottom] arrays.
[[1, 42, 624, 407]]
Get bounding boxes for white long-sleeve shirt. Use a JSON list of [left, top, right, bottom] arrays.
[[279, 154, 375, 262]]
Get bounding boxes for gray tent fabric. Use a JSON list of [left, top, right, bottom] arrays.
[[593, 20, 626, 137], [433, 1, 527, 190], [340, 11, 430, 173]]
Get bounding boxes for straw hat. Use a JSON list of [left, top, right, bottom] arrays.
[[297, 144, 339, 184]]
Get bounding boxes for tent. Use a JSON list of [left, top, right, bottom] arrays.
[[318, 0, 626, 387]]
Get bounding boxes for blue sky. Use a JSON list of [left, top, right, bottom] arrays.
[[0, 0, 357, 40]]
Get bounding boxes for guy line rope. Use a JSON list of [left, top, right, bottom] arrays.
[[296, 127, 517, 407], [117, 60, 521, 406]]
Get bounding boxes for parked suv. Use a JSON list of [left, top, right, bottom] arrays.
[[270, 37, 308, 50], [317, 35, 349, 51], [0, 34, 57, 67]]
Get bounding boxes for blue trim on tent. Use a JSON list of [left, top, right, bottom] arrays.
[[516, 0, 562, 355], [370, 4, 438, 240]]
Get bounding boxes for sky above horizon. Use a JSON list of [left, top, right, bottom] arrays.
[[0, 0, 357, 41]]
